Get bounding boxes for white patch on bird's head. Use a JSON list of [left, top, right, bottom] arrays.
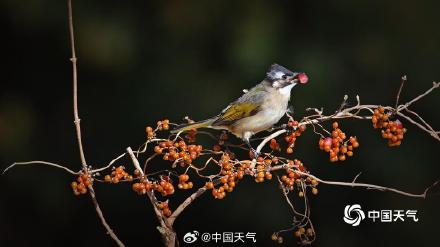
[[274, 71, 286, 80]]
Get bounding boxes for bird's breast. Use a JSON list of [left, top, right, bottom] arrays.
[[230, 92, 290, 137]]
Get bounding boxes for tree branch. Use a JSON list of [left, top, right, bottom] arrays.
[[67, 1, 124, 246], [3, 161, 79, 175]]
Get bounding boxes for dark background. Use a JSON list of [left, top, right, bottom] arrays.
[[1, 0, 439, 246]]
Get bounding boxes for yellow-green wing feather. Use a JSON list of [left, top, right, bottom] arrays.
[[212, 103, 260, 126]]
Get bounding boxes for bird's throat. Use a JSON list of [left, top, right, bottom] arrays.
[[278, 83, 296, 96]]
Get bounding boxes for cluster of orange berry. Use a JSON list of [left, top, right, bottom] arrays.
[[271, 234, 284, 244], [255, 157, 273, 183], [210, 184, 227, 199], [220, 153, 233, 172], [271, 227, 314, 244], [293, 227, 314, 239], [104, 166, 133, 184], [319, 122, 359, 162], [372, 107, 389, 128], [209, 174, 239, 199], [204, 155, 247, 199], [372, 107, 406, 147], [146, 126, 155, 139], [132, 176, 175, 196], [178, 174, 193, 190], [132, 181, 152, 195], [156, 119, 170, 131], [284, 121, 306, 154], [307, 177, 319, 196], [156, 177, 175, 196], [186, 129, 197, 143], [157, 201, 172, 217], [155, 140, 203, 166], [280, 159, 306, 190], [145, 119, 170, 138], [269, 138, 281, 151], [71, 173, 93, 196]]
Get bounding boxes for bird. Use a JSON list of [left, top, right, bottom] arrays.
[[171, 64, 308, 155]]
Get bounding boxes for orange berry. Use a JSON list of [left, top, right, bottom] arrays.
[[341, 146, 348, 153], [319, 138, 324, 149], [163, 208, 172, 217], [77, 182, 85, 191], [134, 169, 141, 177], [71, 181, 78, 189], [265, 172, 273, 180], [205, 181, 214, 189], [332, 122, 338, 129], [154, 146, 163, 154]]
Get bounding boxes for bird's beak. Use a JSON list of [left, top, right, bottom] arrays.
[[287, 74, 297, 83], [289, 73, 308, 84]]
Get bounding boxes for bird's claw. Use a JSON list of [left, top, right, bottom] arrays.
[[251, 148, 260, 159]]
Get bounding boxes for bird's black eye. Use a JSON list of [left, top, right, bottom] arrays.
[[282, 74, 287, 79]]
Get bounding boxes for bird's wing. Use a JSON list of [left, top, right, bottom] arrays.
[[212, 86, 267, 126]]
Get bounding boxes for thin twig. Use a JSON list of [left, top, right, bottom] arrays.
[[67, 1, 124, 246], [274, 169, 435, 198], [397, 81, 440, 111], [395, 75, 407, 110], [3, 161, 79, 175], [91, 152, 126, 173]]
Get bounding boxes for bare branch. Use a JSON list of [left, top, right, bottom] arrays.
[[397, 81, 439, 111], [3, 161, 79, 175], [395, 75, 407, 110], [291, 170, 435, 198], [126, 147, 176, 246], [168, 187, 207, 225], [67, 1, 124, 246]]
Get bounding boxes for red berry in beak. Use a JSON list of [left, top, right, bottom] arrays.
[[297, 73, 308, 84]]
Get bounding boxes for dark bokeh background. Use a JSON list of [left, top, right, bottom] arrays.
[[1, 0, 439, 246]]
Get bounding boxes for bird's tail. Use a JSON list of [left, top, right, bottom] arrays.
[[170, 118, 215, 134]]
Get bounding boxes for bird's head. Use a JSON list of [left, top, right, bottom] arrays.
[[265, 64, 308, 89]]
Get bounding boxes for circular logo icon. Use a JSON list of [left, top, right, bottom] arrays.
[[183, 231, 199, 243], [343, 204, 365, 226]]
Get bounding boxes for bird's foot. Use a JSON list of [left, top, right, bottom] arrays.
[[250, 148, 260, 159]]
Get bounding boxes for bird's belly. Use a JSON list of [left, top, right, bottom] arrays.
[[231, 108, 285, 137]]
